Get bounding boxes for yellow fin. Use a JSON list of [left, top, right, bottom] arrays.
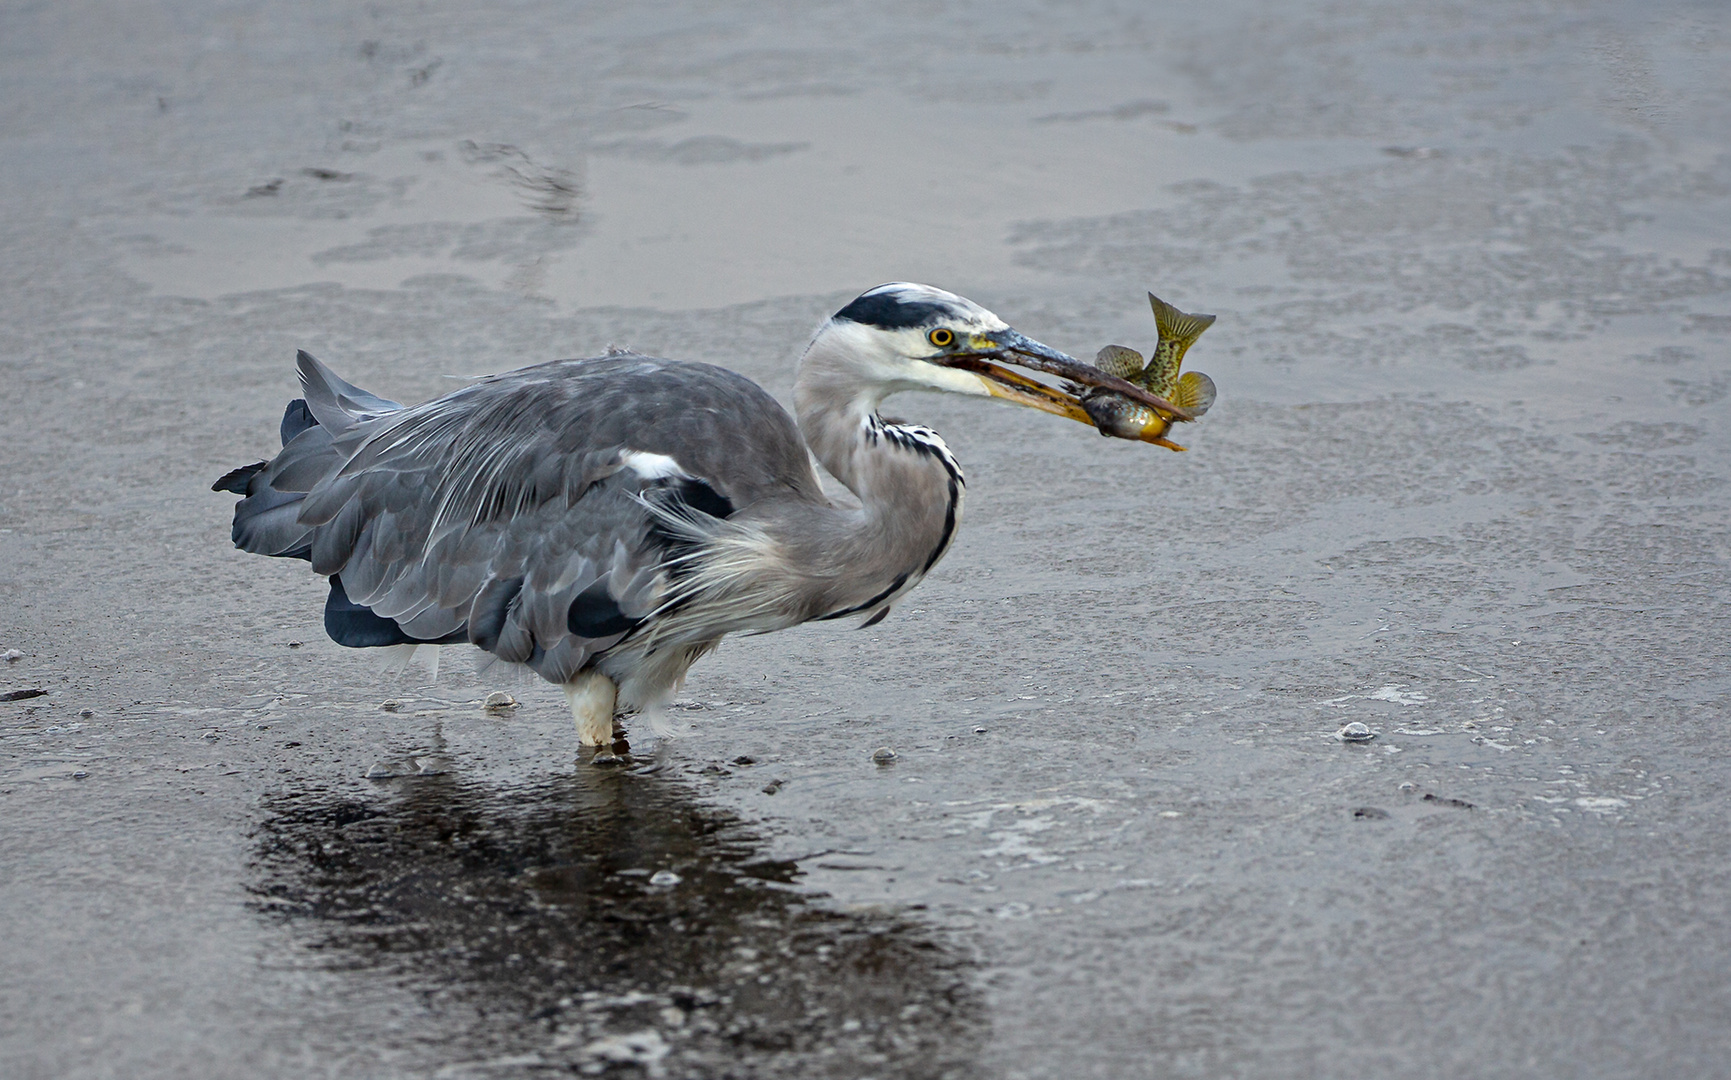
[[1149, 290, 1218, 370], [1172, 370, 1216, 416], [1148, 293, 1216, 350], [1093, 344, 1145, 379]]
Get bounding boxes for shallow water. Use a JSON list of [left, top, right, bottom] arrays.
[[3, 1, 1730, 1078], [251, 768, 982, 1077]]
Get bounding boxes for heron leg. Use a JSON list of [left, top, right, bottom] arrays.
[[564, 671, 618, 747]]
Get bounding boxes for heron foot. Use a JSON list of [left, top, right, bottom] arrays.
[[565, 671, 618, 746], [587, 728, 633, 767]]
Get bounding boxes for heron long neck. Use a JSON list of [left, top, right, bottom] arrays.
[[787, 348, 965, 619]]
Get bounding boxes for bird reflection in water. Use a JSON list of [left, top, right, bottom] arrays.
[[250, 768, 983, 1078]]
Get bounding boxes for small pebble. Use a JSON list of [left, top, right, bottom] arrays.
[[380, 701, 401, 713], [72, 770, 88, 780], [414, 757, 447, 776], [483, 691, 518, 712], [871, 747, 898, 764], [364, 762, 397, 779], [973, 726, 988, 734], [648, 870, 681, 887], [2, 649, 23, 662], [591, 751, 626, 767], [732, 755, 755, 766], [79, 709, 94, 719], [1352, 806, 1390, 820], [287, 641, 302, 649], [761, 779, 783, 795], [201, 729, 220, 741], [1338, 722, 1375, 742]]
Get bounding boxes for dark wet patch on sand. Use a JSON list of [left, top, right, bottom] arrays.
[[251, 770, 984, 1078]]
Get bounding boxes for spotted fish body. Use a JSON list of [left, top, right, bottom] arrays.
[[1081, 293, 1217, 450]]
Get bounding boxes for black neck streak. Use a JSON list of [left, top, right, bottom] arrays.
[[817, 417, 964, 622]]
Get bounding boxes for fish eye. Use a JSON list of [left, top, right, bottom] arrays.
[[928, 328, 954, 348]]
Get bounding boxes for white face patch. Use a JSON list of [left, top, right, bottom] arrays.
[[818, 319, 995, 400], [620, 450, 685, 480]]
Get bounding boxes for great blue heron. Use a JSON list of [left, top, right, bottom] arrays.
[[213, 283, 1191, 750]]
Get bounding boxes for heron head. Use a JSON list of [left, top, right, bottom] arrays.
[[818, 282, 1190, 425]]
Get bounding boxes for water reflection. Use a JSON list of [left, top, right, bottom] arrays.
[[250, 768, 983, 1078]]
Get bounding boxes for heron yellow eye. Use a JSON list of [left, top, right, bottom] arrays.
[[928, 328, 954, 348]]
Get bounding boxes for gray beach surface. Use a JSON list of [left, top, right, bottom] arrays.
[[3, 2, 1729, 1077]]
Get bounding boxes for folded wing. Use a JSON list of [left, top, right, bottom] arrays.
[[223, 350, 820, 683]]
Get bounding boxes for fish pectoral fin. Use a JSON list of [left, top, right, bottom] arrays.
[[1094, 344, 1146, 379], [1173, 371, 1217, 416]]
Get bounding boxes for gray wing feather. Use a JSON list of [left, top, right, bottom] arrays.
[[297, 351, 404, 431], [241, 351, 821, 683]]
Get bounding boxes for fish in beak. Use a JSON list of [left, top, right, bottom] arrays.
[[933, 327, 1198, 432], [1074, 294, 1217, 450]]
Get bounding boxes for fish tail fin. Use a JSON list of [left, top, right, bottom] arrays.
[[1093, 344, 1146, 379], [1148, 293, 1216, 358], [1172, 371, 1217, 416]]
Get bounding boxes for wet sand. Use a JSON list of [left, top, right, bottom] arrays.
[[3, 2, 1730, 1077]]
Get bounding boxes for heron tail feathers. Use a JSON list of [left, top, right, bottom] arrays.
[[211, 461, 267, 494], [219, 392, 342, 560]]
